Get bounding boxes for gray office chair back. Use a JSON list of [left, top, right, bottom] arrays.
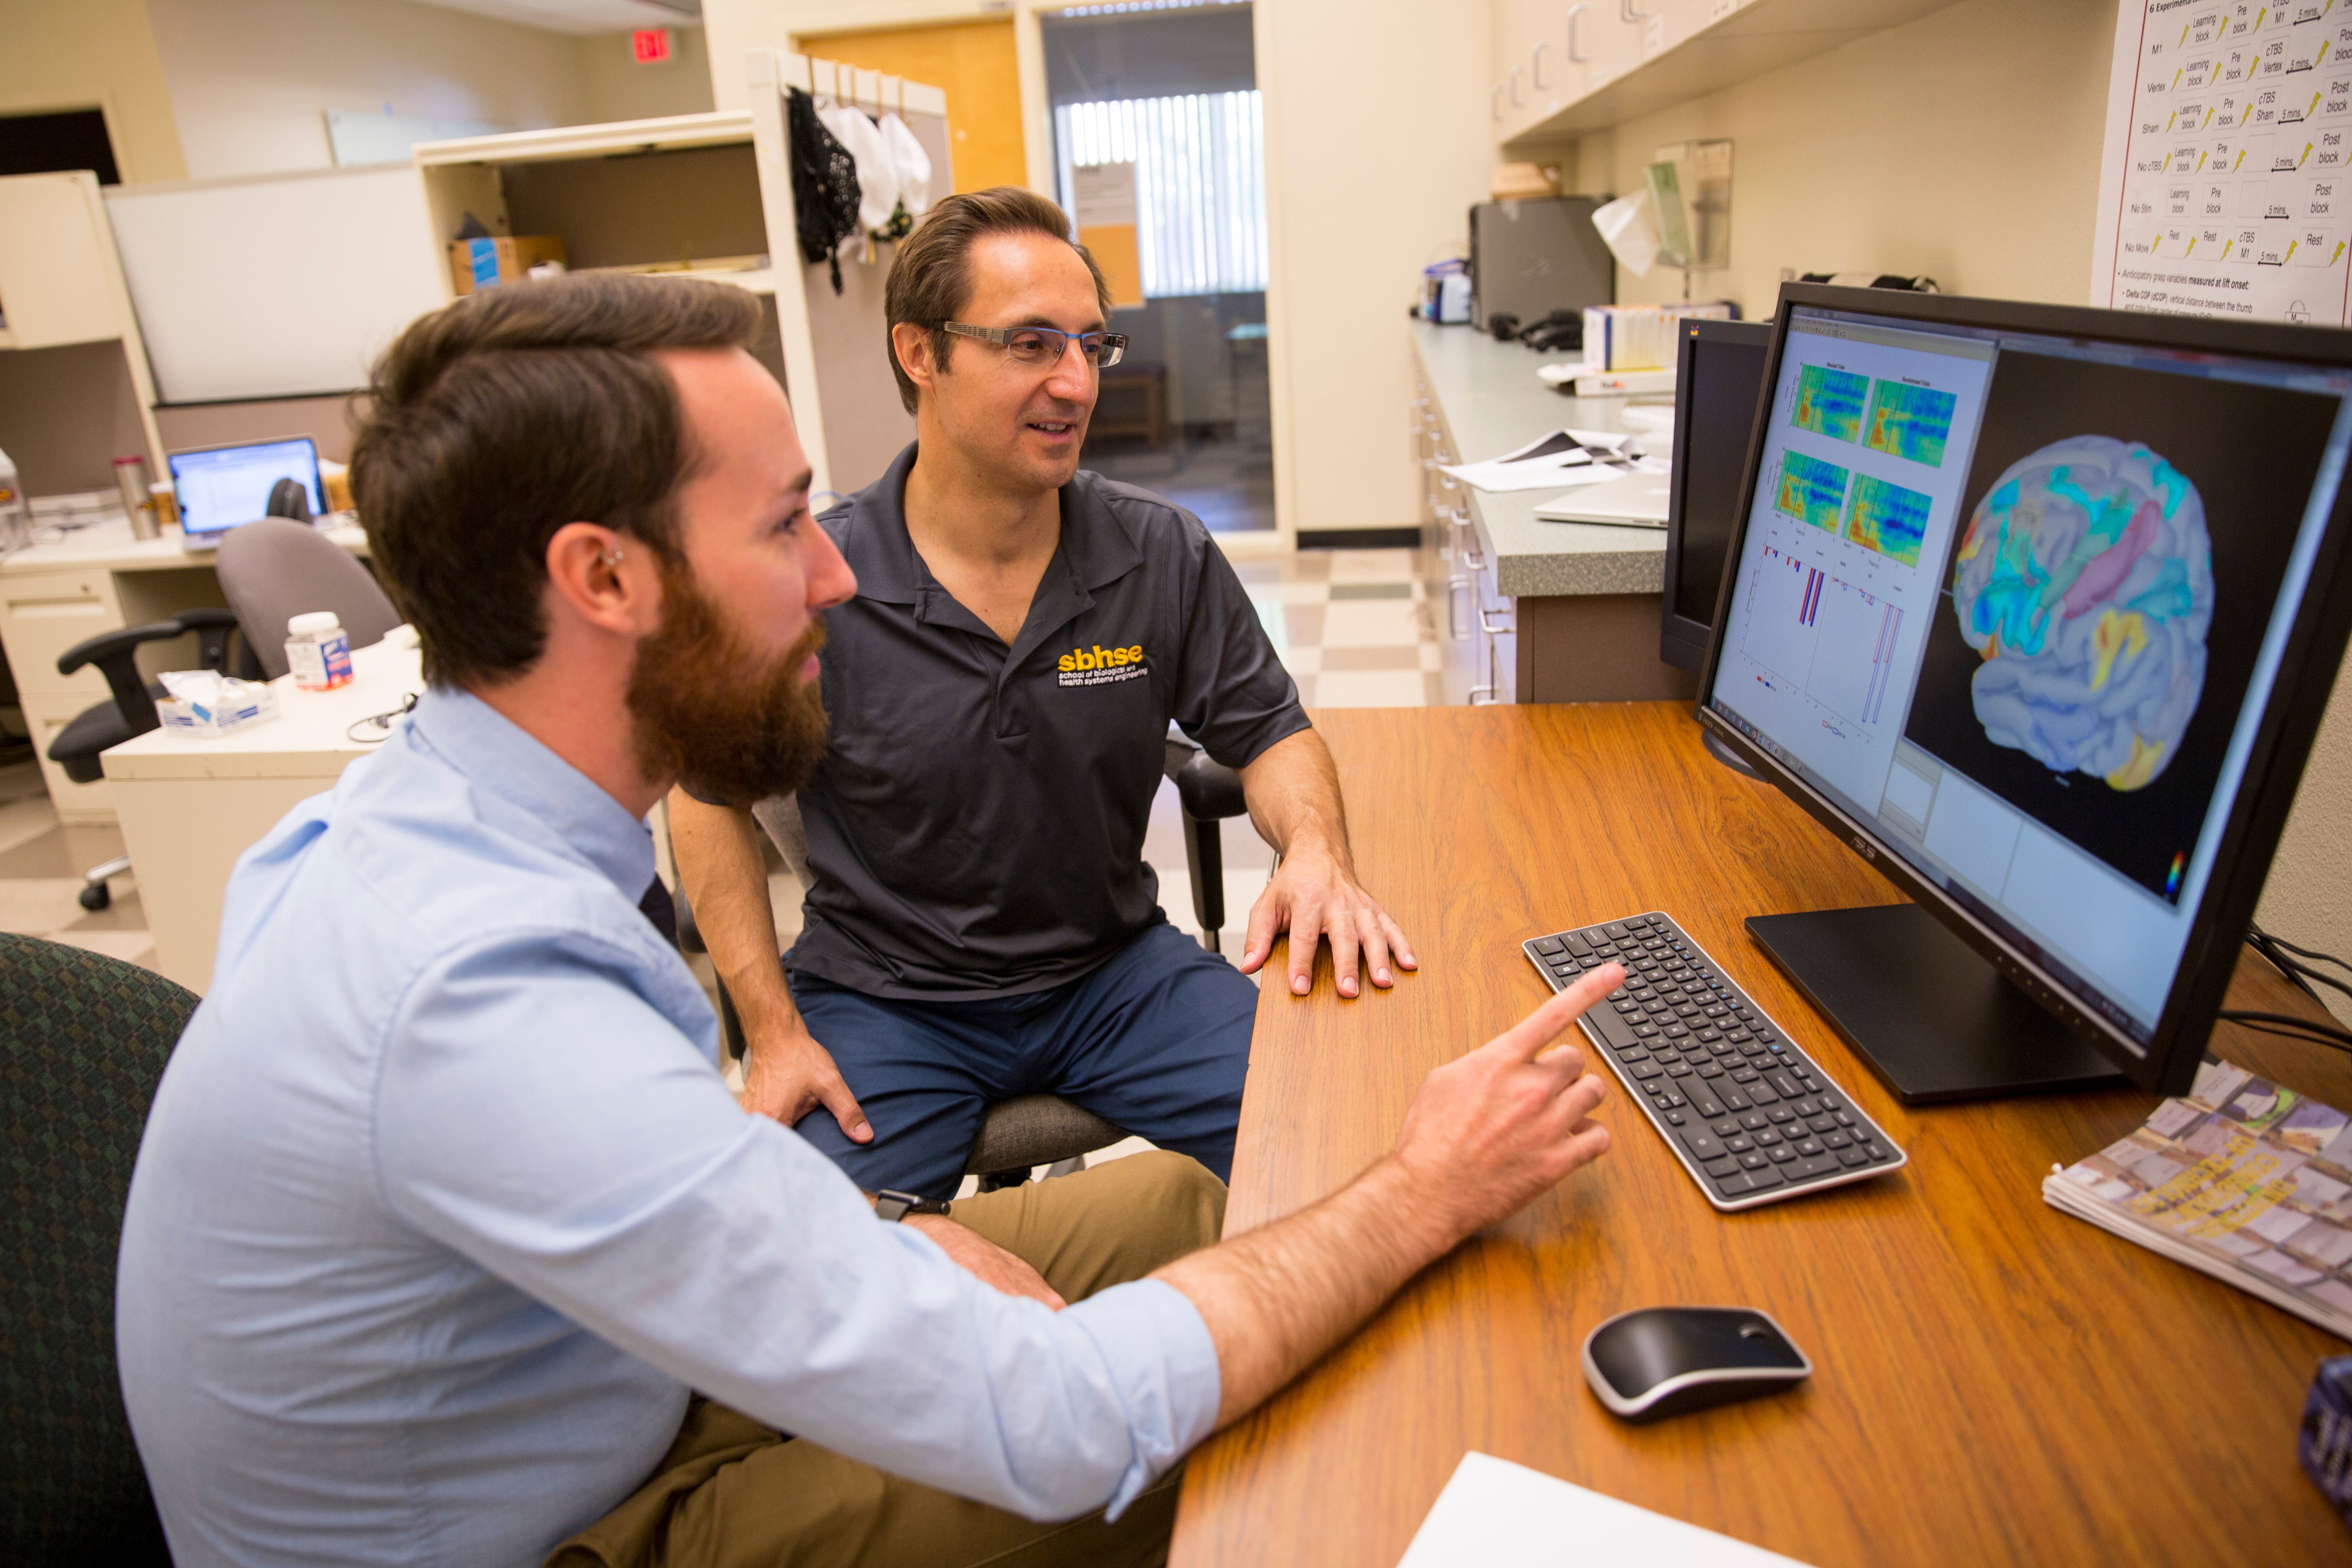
[[215, 519, 404, 680]]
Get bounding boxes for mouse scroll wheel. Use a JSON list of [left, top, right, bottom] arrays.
[[1738, 1323, 1771, 1340]]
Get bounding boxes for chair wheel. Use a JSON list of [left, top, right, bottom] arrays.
[[79, 883, 111, 911]]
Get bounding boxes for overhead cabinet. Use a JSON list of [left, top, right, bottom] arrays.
[[1491, 0, 1964, 149]]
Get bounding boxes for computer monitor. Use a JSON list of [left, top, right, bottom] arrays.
[[168, 437, 324, 541], [1697, 284, 2352, 1102], [1660, 317, 1773, 673]]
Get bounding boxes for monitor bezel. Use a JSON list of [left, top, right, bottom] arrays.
[[167, 434, 324, 537], [1661, 316, 1775, 672], [1693, 283, 2352, 1098]]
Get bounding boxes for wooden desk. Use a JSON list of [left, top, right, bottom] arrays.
[[1169, 704, 2352, 1567]]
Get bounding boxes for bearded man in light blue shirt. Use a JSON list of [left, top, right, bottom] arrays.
[[113, 273, 1622, 1568]]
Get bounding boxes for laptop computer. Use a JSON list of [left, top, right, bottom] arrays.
[[168, 436, 324, 553], [1531, 469, 1674, 528]]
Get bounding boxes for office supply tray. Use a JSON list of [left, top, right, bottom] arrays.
[[1522, 911, 1905, 1211]]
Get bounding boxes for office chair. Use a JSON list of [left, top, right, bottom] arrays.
[[1162, 733, 1252, 954], [47, 607, 243, 911], [0, 931, 199, 1564], [215, 518, 404, 682]]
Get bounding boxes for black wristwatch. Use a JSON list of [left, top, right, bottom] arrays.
[[873, 1189, 953, 1223]]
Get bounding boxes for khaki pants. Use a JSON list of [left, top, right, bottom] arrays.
[[547, 1152, 1227, 1568]]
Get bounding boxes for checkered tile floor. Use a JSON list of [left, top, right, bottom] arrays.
[[0, 552, 1439, 983]]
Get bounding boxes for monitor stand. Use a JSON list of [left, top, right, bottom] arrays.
[[1744, 904, 2125, 1104], [1702, 727, 1762, 780]]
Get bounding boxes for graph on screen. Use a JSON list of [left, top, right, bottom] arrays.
[[1740, 544, 1908, 730], [1844, 473, 1933, 566], [1776, 451, 1851, 531], [1793, 365, 1870, 443], [1864, 380, 1958, 466]]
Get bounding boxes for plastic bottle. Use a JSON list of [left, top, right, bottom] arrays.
[[285, 611, 353, 691], [0, 445, 25, 557]]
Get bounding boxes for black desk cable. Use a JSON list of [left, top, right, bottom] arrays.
[[345, 692, 419, 745], [2225, 921, 2352, 1052]]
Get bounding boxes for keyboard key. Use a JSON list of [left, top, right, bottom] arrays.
[[1604, 922, 1631, 939], [1748, 1084, 1780, 1105], [1566, 935, 1594, 957], [1711, 1117, 1740, 1136], [1839, 1147, 1870, 1167], [1716, 1172, 1756, 1196], [1679, 1127, 1728, 1161], [1767, 1145, 1797, 1163], [1534, 937, 1565, 955], [1739, 1152, 1768, 1170], [1808, 1115, 1836, 1134], [1768, 1108, 1797, 1124], [1754, 1129, 1781, 1147], [1662, 1093, 1687, 1108], [1744, 1164, 1784, 1189], [1630, 1062, 1665, 1080], [1834, 1111, 1855, 1127], [1722, 1092, 1753, 1112], [1769, 1070, 1805, 1099], [1704, 1156, 1740, 1178], [1791, 1155, 1840, 1180], [1795, 1139, 1825, 1158], [1694, 1092, 1727, 1119], [1824, 1132, 1851, 1150], [1664, 1110, 1686, 1125], [1793, 1098, 1820, 1118], [1726, 1136, 1755, 1154], [1740, 1112, 1768, 1130]]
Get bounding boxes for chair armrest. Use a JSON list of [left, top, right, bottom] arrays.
[[54, 618, 200, 679], [1175, 750, 1247, 822]]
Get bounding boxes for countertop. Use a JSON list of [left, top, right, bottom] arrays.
[[1410, 321, 1670, 598], [0, 515, 370, 575], [102, 637, 420, 781]]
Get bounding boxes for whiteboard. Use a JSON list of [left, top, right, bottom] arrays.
[[105, 164, 448, 403]]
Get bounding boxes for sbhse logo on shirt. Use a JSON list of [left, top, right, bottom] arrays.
[[1057, 642, 1147, 688]]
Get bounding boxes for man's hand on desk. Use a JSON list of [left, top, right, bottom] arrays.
[[1237, 842, 1417, 1001], [1151, 964, 1620, 1427], [1389, 964, 1619, 1239], [904, 1214, 1067, 1311], [739, 1017, 873, 1144]]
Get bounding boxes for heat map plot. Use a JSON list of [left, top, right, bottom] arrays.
[[1950, 434, 2214, 792], [1864, 381, 1958, 466], [1792, 365, 1869, 443], [1844, 474, 1933, 567], [1775, 451, 1850, 531]]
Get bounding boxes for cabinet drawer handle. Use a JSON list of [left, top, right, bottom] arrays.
[[1450, 510, 1486, 570], [1569, 3, 1590, 61], [1509, 66, 1522, 107], [1469, 682, 1503, 707], [1533, 41, 1549, 90], [1621, 0, 1651, 20], [1446, 575, 1472, 642], [1480, 606, 1515, 635]]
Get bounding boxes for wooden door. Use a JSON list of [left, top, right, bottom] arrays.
[[796, 18, 1025, 195]]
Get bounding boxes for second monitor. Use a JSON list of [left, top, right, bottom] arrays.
[[1661, 317, 1774, 672]]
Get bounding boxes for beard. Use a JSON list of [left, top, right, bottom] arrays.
[[626, 557, 830, 808]]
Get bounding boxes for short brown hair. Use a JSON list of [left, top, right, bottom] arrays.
[[351, 272, 760, 688], [883, 186, 1113, 413]]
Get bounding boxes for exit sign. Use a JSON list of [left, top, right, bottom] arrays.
[[631, 28, 674, 65]]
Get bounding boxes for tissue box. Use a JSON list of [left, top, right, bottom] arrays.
[[156, 671, 278, 738], [1581, 302, 1735, 372]]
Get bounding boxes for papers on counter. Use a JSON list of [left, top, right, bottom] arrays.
[[1397, 1453, 1815, 1568], [1440, 430, 1670, 493]]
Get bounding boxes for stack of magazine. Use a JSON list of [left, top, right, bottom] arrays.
[[2045, 1060, 2352, 1339]]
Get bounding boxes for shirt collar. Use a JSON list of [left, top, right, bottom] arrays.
[[403, 686, 657, 901], [833, 441, 1146, 608]]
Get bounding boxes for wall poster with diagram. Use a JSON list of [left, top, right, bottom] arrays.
[[2093, 2, 2352, 325]]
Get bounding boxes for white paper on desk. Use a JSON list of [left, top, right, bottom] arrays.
[[1441, 430, 1648, 492], [1396, 1452, 1814, 1568]]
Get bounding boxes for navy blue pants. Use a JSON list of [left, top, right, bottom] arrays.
[[787, 922, 1256, 1199]]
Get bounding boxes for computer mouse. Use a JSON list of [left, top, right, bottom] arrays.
[[1581, 1306, 1811, 1423]]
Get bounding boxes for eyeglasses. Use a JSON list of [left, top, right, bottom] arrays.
[[940, 321, 1128, 369]]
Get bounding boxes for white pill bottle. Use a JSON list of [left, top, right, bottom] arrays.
[[286, 610, 354, 691]]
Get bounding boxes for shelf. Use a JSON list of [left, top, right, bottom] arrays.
[[413, 110, 755, 169], [1503, 0, 1960, 148]]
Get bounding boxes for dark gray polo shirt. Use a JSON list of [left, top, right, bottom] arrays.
[[782, 441, 1309, 1000]]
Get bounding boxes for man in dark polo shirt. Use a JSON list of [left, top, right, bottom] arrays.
[[670, 188, 1412, 1197]]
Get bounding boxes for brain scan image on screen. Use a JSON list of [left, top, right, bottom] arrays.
[[1950, 435, 2214, 792]]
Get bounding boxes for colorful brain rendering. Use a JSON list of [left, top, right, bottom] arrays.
[[1950, 435, 2213, 792]]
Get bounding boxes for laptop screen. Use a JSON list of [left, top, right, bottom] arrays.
[[169, 438, 323, 538]]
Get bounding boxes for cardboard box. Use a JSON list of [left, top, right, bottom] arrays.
[[449, 235, 566, 295]]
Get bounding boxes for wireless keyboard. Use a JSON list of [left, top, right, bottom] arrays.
[[1521, 911, 1905, 1211]]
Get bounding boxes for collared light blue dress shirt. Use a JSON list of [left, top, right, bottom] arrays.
[[114, 687, 1221, 1568]]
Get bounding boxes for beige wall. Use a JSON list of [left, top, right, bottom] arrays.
[[2, 0, 187, 183], [144, 0, 594, 179], [1257, 0, 1495, 536], [579, 27, 715, 125], [1548, 0, 2112, 313]]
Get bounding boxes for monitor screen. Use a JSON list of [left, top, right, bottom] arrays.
[[169, 437, 323, 537], [1662, 319, 1772, 669], [1704, 297, 2352, 1066]]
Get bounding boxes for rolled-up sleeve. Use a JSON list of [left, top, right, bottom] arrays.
[[374, 929, 1222, 1521]]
